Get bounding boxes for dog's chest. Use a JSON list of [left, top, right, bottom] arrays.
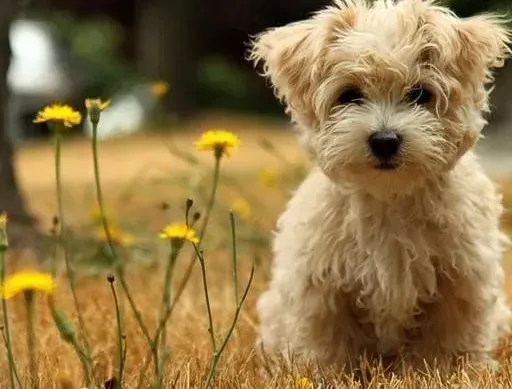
[[333, 199, 450, 352]]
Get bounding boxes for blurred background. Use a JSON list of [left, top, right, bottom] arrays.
[[1, 0, 511, 251]]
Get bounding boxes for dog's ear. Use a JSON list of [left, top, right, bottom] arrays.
[[455, 14, 511, 86], [249, 20, 319, 105], [249, 2, 359, 122]]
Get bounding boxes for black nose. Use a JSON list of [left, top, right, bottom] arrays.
[[368, 130, 400, 159]]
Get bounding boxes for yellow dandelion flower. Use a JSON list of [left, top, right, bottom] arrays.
[[194, 129, 240, 158], [159, 223, 199, 244], [96, 225, 133, 248], [258, 166, 279, 188], [296, 376, 313, 389], [33, 104, 82, 128], [150, 80, 169, 97], [1, 272, 56, 299], [232, 198, 251, 221]]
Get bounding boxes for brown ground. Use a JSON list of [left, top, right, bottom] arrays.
[[3, 114, 512, 388]]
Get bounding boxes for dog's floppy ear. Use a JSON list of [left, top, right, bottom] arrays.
[[455, 14, 511, 86], [249, 20, 323, 112], [249, 2, 359, 121]]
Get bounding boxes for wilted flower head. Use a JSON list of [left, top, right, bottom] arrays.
[[85, 98, 111, 124], [194, 129, 240, 158], [33, 104, 82, 128], [1, 272, 56, 299], [159, 223, 199, 244]]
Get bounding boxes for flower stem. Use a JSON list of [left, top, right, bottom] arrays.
[[108, 278, 124, 388], [49, 301, 93, 385], [71, 338, 93, 386], [166, 155, 221, 316], [192, 246, 216, 352], [90, 121, 156, 378], [158, 242, 179, 351], [24, 291, 38, 389], [91, 122, 119, 268], [53, 132, 93, 365], [135, 156, 222, 389], [0, 247, 19, 389], [203, 264, 255, 389], [0, 328, 20, 388], [229, 212, 239, 306]]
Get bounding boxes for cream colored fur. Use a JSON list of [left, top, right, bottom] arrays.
[[250, 0, 512, 371]]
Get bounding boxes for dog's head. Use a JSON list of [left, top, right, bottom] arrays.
[[250, 0, 510, 197]]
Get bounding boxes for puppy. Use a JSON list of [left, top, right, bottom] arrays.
[[250, 0, 512, 372]]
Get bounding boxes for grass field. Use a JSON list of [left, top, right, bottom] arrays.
[[3, 113, 512, 388]]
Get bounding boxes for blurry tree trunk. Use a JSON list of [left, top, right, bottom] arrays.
[[137, 0, 200, 119], [0, 0, 40, 250]]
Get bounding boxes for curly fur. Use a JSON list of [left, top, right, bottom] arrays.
[[249, 0, 512, 371]]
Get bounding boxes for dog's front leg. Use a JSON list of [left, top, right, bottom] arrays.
[[257, 279, 361, 369], [408, 275, 509, 373]]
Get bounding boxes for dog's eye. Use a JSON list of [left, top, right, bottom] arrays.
[[406, 86, 433, 105], [337, 87, 364, 105]]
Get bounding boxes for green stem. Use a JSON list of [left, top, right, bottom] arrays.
[[71, 338, 93, 386], [116, 274, 152, 344], [229, 212, 239, 306], [0, 328, 21, 388], [49, 229, 59, 278], [90, 121, 155, 376], [91, 122, 118, 266], [192, 246, 216, 352], [140, 240, 185, 389], [49, 303, 93, 386], [203, 264, 255, 389], [165, 155, 221, 315], [109, 280, 124, 388], [135, 156, 222, 389], [0, 247, 19, 389], [24, 292, 37, 389], [158, 242, 179, 351], [53, 133, 92, 361]]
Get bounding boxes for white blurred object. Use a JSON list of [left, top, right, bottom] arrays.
[[6, 18, 76, 143], [84, 84, 159, 140], [8, 19, 71, 96]]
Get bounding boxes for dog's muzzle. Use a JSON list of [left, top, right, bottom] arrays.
[[368, 130, 401, 169]]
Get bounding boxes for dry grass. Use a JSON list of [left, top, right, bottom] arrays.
[[3, 116, 512, 388]]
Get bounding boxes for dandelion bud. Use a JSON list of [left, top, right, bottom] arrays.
[[186, 198, 194, 209], [85, 98, 110, 125], [192, 212, 201, 222], [51, 306, 77, 343], [107, 274, 115, 283]]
